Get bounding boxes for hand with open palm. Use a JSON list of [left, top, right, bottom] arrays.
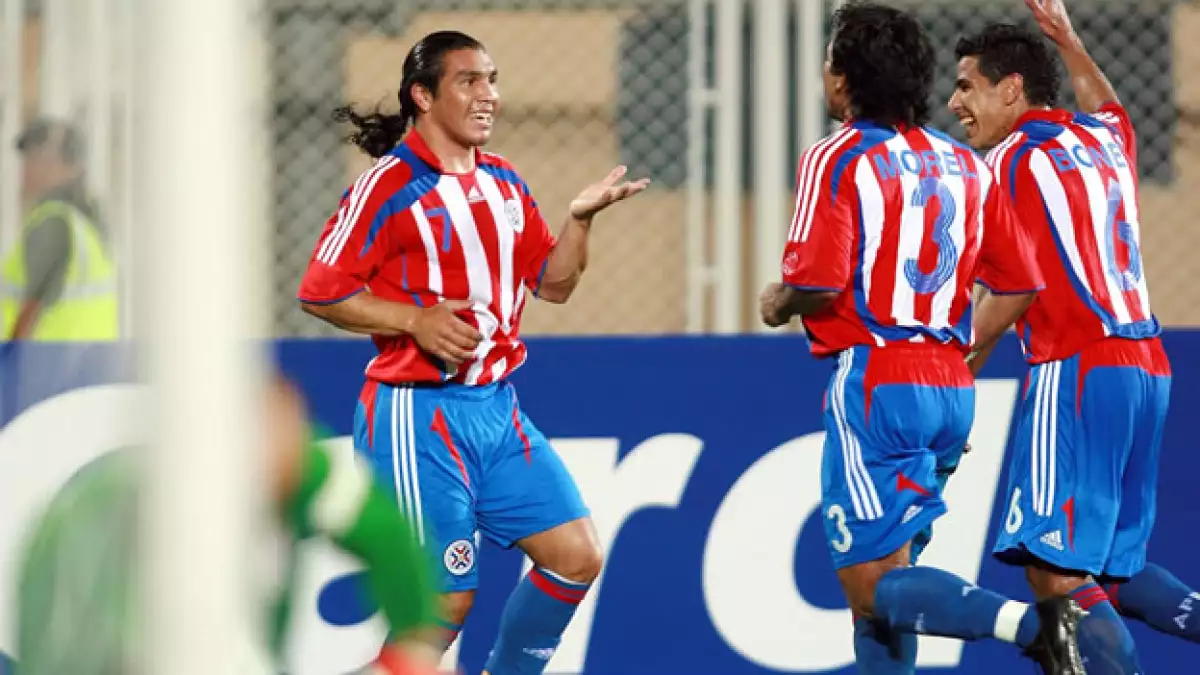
[[569, 165, 651, 221]]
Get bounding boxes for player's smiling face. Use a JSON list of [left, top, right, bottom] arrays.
[[430, 48, 499, 148], [949, 56, 1018, 150]]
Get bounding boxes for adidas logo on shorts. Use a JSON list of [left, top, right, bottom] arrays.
[[1039, 530, 1065, 551]]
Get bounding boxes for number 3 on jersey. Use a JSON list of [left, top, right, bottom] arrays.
[[904, 176, 958, 295]]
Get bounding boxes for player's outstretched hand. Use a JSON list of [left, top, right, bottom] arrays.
[[1024, 0, 1077, 45], [411, 299, 482, 368], [569, 165, 651, 220], [759, 282, 790, 328]]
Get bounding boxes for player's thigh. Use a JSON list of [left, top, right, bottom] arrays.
[[1105, 372, 1171, 579], [475, 402, 590, 551], [993, 359, 1127, 576], [821, 359, 953, 570], [354, 382, 482, 591]]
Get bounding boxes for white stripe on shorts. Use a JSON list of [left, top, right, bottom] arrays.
[[832, 350, 883, 520]]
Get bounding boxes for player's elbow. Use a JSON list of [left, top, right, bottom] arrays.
[[1002, 290, 1037, 319], [300, 300, 327, 319], [536, 275, 580, 304], [299, 300, 345, 327]]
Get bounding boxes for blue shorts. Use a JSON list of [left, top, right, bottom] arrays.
[[821, 345, 975, 570], [993, 339, 1171, 578], [354, 379, 589, 591]]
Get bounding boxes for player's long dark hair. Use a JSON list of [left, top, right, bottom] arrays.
[[333, 31, 485, 158], [829, 1, 935, 128]]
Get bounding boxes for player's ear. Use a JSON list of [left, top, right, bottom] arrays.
[[410, 82, 435, 114], [1000, 74, 1024, 106]]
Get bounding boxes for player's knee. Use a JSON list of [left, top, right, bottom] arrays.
[[837, 547, 912, 620], [551, 541, 604, 585], [1025, 560, 1091, 600], [441, 590, 475, 626]]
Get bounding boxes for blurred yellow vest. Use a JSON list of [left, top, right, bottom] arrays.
[[0, 200, 118, 341]]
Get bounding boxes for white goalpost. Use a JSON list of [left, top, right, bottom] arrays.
[[134, 0, 272, 673]]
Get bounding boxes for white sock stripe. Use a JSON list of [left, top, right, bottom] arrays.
[[536, 567, 591, 588], [832, 351, 867, 520], [994, 600, 1030, 644]]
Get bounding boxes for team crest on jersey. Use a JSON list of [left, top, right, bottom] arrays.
[[504, 198, 525, 233], [443, 539, 475, 576], [782, 250, 801, 276]]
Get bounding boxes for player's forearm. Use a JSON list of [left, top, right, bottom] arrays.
[[537, 215, 592, 304], [777, 287, 838, 322], [300, 291, 421, 337], [1056, 32, 1119, 113], [969, 289, 1035, 375]]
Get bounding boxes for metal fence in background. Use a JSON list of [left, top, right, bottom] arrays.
[[267, 0, 1200, 335], [4, 0, 1199, 338], [269, 0, 708, 337]]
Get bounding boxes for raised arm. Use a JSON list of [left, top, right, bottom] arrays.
[[1025, 0, 1118, 113], [535, 165, 650, 303]]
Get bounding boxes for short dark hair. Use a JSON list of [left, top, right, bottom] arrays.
[[829, 1, 935, 128], [955, 23, 1060, 107], [333, 31, 485, 158]]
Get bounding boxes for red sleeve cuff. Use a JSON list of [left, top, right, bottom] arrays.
[[297, 264, 366, 304]]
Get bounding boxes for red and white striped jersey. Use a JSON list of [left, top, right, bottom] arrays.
[[297, 131, 556, 386], [986, 103, 1161, 364], [782, 120, 1043, 358]]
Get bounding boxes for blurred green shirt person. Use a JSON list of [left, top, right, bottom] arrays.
[[13, 378, 442, 675]]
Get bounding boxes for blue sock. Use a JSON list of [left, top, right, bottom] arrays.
[[1105, 563, 1200, 643], [854, 616, 917, 674], [483, 567, 590, 675], [1069, 583, 1142, 674], [874, 567, 1040, 647]]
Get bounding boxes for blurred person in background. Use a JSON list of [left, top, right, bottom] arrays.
[[950, 0, 1196, 671], [298, 29, 647, 675], [12, 376, 443, 675], [0, 117, 117, 342]]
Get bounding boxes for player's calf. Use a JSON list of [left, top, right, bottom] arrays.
[[484, 519, 603, 675], [836, 543, 1085, 674], [1103, 563, 1200, 644], [1027, 563, 1142, 674]]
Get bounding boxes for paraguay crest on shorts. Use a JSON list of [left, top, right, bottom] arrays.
[[504, 198, 524, 233], [444, 539, 475, 575]]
